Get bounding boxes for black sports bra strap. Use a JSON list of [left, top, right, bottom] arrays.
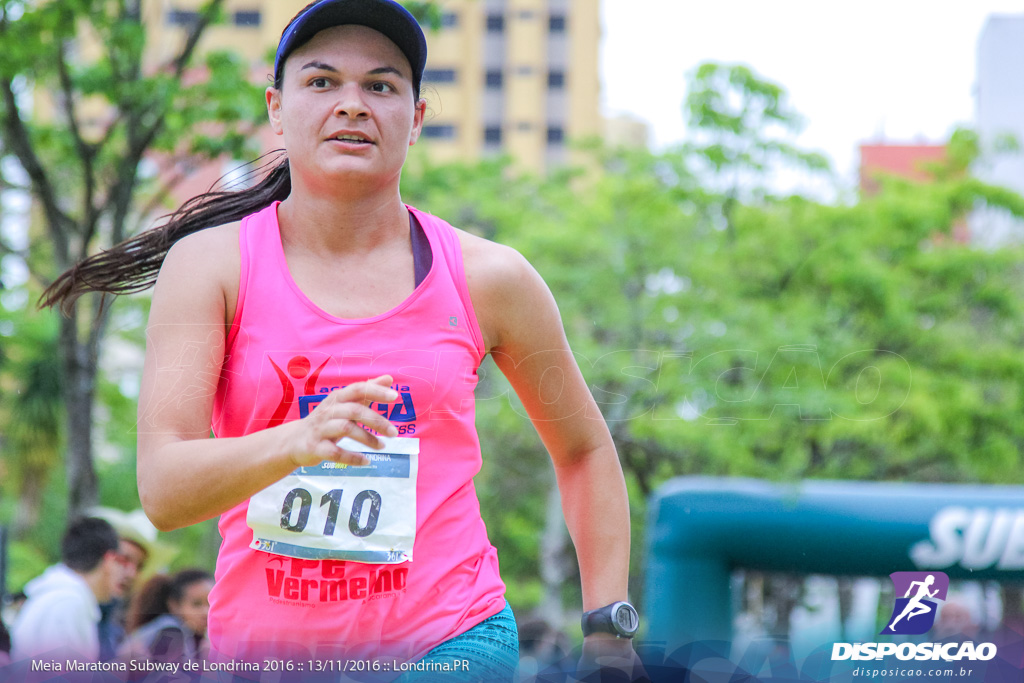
[[410, 213, 433, 287]]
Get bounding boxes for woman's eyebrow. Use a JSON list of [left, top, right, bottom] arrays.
[[298, 63, 406, 79], [300, 60, 338, 73], [367, 66, 406, 79]]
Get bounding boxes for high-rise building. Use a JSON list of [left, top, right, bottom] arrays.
[[603, 114, 650, 152], [419, 0, 601, 172], [972, 14, 1024, 246], [142, 0, 601, 174], [142, 1, 301, 68]]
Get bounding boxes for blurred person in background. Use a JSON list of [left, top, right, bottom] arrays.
[[119, 569, 214, 668], [1, 592, 27, 626], [934, 598, 980, 641], [11, 517, 126, 661], [92, 507, 160, 660], [0, 618, 11, 666]]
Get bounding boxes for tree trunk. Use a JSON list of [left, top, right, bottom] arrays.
[[1001, 583, 1024, 635], [59, 308, 101, 520], [766, 573, 803, 639], [837, 577, 854, 643], [538, 473, 570, 632]]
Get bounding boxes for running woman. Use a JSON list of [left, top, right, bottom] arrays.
[[42, 0, 639, 679]]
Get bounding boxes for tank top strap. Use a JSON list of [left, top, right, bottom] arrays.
[[408, 205, 485, 358], [225, 202, 279, 353], [227, 203, 484, 358]]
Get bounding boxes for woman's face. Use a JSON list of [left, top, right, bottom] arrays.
[[266, 24, 426, 193], [169, 579, 213, 637]]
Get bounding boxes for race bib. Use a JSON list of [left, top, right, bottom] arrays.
[[247, 437, 419, 563]]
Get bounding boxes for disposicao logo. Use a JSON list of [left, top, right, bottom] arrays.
[[831, 571, 997, 662], [881, 571, 949, 635]]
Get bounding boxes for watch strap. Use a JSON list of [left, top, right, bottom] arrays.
[[581, 601, 639, 638]]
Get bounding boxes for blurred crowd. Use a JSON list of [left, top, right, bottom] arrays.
[[0, 512, 212, 673]]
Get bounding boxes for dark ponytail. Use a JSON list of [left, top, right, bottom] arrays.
[[39, 153, 291, 315]]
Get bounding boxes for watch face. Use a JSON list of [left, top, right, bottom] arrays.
[[614, 604, 639, 634]]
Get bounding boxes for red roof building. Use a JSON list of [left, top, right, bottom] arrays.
[[858, 143, 948, 195], [858, 142, 968, 243]]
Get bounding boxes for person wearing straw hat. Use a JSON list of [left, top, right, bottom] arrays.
[[90, 507, 167, 660]]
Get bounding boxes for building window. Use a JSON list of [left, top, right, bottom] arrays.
[[548, 70, 565, 89], [515, 65, 535, 76], [517, 10, 536, 20], [167, 9, 199, 25], [516, 121, 534, 132], [234, 10, 261, 27], [485, 70, 503, 88], [486, 14, 504, 32], [549, 14, 567, 32], [421, 125, 456, 140], [484, 127, 502, 145], [547, 126, 565, 144], [423, 69, 457, 84], [441, 12, 458, 28]]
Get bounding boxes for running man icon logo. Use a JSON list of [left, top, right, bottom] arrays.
[[881, 571, 950, 635]]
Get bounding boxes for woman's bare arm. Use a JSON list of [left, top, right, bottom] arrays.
[[136, 226, 398, 531]]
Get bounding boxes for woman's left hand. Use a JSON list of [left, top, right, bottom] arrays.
[[577, 635, 649, 682]]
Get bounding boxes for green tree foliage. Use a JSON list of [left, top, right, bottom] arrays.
[[401, 64, 1024, 619], [0, 306, 62, 538], [0, 0, 266, 518], [402, 0, 445, 28], [0, 0, 447, 576], [683, 63, 832, 237], [3, 7, 1023, 636], [684, 62, 831, 186]]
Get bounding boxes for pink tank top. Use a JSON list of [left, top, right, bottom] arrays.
[[208, 202, 506, 663]]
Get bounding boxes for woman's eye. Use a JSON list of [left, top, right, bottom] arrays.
[[370, 82, 394, 93], [310, 77, 330, 88]]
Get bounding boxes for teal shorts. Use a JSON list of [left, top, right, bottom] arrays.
[[397, 602, 519, 682]]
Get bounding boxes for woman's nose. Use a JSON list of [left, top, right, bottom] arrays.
[[334, 83, 370, 119]]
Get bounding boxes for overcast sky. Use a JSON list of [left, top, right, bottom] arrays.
[[600, 0, 1023, 189]]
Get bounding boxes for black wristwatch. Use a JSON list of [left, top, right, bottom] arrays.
[[581, 601, 639, 639]]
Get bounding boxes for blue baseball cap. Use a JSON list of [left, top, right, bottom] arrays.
[[274, 0, 428, 95]]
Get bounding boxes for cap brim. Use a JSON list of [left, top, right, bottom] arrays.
[[275, 0, 427, 87]]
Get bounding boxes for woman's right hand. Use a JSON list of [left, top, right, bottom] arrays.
[[281, 374, 400, 468]]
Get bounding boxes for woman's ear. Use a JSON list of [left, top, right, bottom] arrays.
[[267, 87, 284, 136], [409, 99, 427, 146]]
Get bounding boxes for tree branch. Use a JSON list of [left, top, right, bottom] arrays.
[[0, 233, 26, 260], [56, 40, 101, 259], [138, 171, 188, 224], [104, 0, 226, 245], [172, 0, 225, 78], [0, 78, 75, 268]]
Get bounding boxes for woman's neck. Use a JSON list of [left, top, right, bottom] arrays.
[[277, 184, 409, 255]]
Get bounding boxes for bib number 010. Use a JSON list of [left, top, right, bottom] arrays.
[[279, 487, 381, 538]]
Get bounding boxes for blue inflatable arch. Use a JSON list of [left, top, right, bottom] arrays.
[[644, 477, 1024, 647]]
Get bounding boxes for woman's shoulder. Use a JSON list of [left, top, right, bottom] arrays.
[[159, 222, 241, 287], [455, 228, 534, 293], [167, 221, 241, 263], [153, 221, 243, 326], [454, 228, 556, 352]]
